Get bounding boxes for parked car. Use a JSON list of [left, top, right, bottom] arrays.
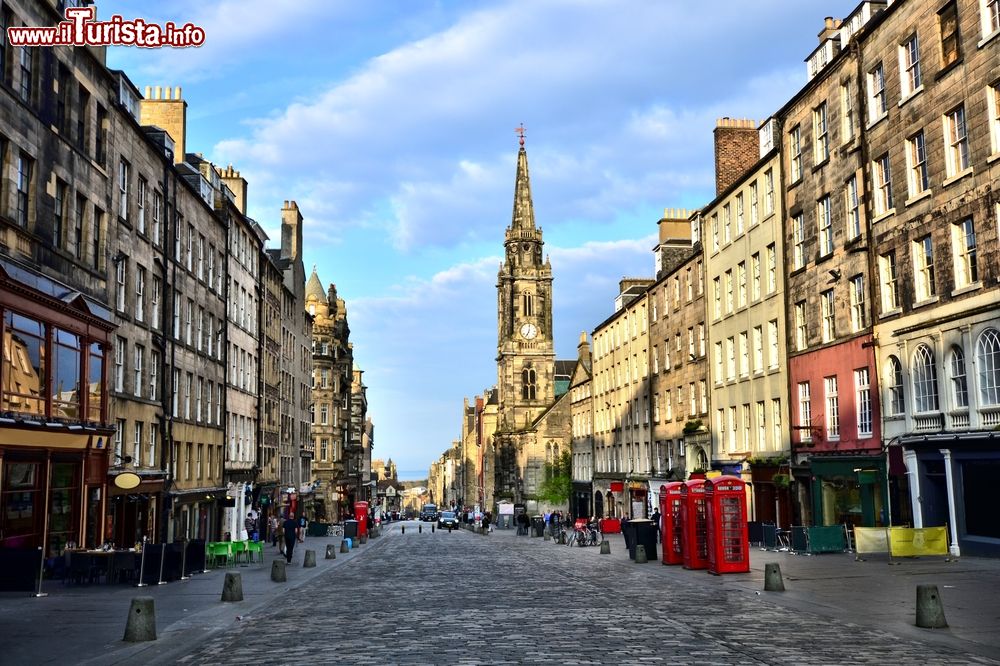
[[437, 511, 459, 530]]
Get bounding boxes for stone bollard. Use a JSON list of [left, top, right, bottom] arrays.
[[270, 559, 287, 583], [360, 534, 368, 545], [123, 597, 157, 642], [419, 525, 422, 533], [448, 525, 452, 533], [763, 562, 785, 592], [401, 525, 405, 534], [544, 531, 551, 541], [635, 544, 648, 563], [325, 544, 337, 560], [431, 525, 435, 533], [600, 540, 611, 555], [303, 550, 316, 568], [340, 540, 349, 553], [916, 585, 948, 628], [221, 572, 244, 602]]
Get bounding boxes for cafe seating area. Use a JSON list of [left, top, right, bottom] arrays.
[[56, 540, 208, 586], [205, 540, 265, 568]]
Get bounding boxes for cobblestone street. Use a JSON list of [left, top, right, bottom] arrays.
[[133, 524, 999, 665]]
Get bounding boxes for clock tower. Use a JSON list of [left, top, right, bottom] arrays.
[[496, 131, 555, 431]]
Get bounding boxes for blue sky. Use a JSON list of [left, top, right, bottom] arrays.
[[102, 0, 859, 478]]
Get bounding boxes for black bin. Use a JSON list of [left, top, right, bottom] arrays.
[[625, 519, 658, 561], [531, 516, 545, 537], [343, 520, 359, 539]]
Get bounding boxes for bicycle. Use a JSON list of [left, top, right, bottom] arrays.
[[326, 524, 344, 538]]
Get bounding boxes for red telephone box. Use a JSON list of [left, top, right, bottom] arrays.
[[705, 475, 749, 574], [680, 479, 709, 570], [659, 482, 684, 565], [354, 501, 369, 537]]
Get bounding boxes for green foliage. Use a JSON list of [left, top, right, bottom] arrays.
[[747, 456, 789, 467], [683, 419, 704, 434], [772, 473, 791, 488], [538, 450, 572, 506]]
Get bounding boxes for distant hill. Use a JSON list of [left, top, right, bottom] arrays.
[[400, 479, 427, 490]]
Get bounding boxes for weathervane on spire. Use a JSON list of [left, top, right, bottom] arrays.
[[515, 123, 526, 146]]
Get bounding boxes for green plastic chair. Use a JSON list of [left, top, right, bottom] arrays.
[[230, 540, 247, 565], [246, 541, 263, 564], [206, 542, 231, 568]]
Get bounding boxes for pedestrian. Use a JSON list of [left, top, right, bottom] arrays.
[[283, 511, 300, 564], [269, 515, 279, 547], [650, 508, 662, 543], [621, 513, 631, 550], [298, 514, 307, 543], [245, 512, 257, 542]]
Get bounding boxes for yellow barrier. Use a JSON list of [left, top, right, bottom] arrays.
[[853, 527, 889, 554], [888, 527, 948, 557], [853, 526, 949, 556]]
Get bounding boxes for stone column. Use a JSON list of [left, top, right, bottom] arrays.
[[938, 449, 961, 557], [903, 449, 922, 529]]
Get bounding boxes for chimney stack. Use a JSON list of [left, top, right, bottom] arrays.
[[714, 118, 759, 196], [140, 85, 187, 165], [280, 200, 303, 261], [818, 16, 843, 43], [218, 165, 248, 215]]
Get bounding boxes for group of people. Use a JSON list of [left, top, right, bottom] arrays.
[[257, 511, 306, 564]]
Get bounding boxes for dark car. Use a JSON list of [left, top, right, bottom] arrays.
[[419, 504, 438, 522], [437, 511, 459, 530]]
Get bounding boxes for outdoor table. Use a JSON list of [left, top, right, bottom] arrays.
[[67, 550, 140, 584]]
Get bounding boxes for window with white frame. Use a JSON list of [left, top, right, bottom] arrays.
[[798, 382, 812, 441], [887, 356, 905, 416], [868, 62, 887, 122], [989, 82, 1000, 155], [699, 380, 707, 413], [171, 370, 179, 416], [739, 331, 749, 377], [825, 376, 840, 440], [855, 368, 873, 436], [151, 276, 161, 330], [982, 0, 1000, 37], [821, 290, 835, 343], [768, 320, 779, 369], [115, 258, 127, 312], [725, 270, 733, 313], [114, 336, 125, 392], [792, 213, 805, 269], [795, 302, 807, 351], [912, 344, 940, 412], [711, 214, 719, 252], [689, 382, 696, 415], [133, 344, 143, 398], [845, 175, 861, 239], [742, 403, 752, 451], [723, 204, 731, 244], [841, 80, 855, 143], [728, 406, 737, 452], [118, 159, 129, 221], [873, 153, 893, 215], [753, 327, 763, 372], [135, 267, 145, 322], [714, 342, 724, 382], [879, 251, 900, 312], [944, 105, 970, 177], [148, 423, 158, 468], [849, 275, 866, 332], [756, 401, 766, 451], [899, 34, 922, 98], [184, 372, 192, 419], [737, 261, 746, 307], [949, 345, 969, 409], [913, 234, 936, 300], [818, 196, 833, 256], [814, 103, 829, 163], [665, 389, 673, 420], [114, 419, 125, 461], [764, 169, 774, 216], [736, 192, 745, 234], [952, 218, 979, 287], [726, 337, 736, 381], [751, 253, 761, 301], [149, 351, 159, 400], [976, 329, 1000, 405], [766, 244, 776, 293], [906, 131, 929, 197], [789, 125, 802, 181], [698, 323, 705, 356], [712, 277, 721, 319]]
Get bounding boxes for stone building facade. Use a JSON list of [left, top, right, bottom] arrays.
[[703, 128, 791, 526], [569, 333, 594, 519], [306, 270, 352, 521], [859, 0, 1000, 556]]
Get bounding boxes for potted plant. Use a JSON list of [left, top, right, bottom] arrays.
[[772, 473, 791, 489]]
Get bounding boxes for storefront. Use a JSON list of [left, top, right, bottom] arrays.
[[169, 489, 225, 542], [808, 456, 887, 530], [571, 481, 592, 520], [106, 475, 165, 547]]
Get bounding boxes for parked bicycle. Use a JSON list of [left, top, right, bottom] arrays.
[[565, 522, 601, 547]]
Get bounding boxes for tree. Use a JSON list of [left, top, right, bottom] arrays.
[[538, 450, 572, 506]]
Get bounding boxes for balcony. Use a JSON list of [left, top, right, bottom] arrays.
[[913, 414, 943, 432]]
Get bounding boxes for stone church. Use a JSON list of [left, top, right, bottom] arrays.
[[493, 136, 573, 512]]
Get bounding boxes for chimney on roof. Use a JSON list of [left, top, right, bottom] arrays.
[[713, 117, 759, 196], [280, 200, 302, 261], [218, 164, 248, 214], [818, 16, 843, 42], [140, 85, 187, 165]]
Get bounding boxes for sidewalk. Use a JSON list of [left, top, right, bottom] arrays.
[[494, 525, 1000, 660], [0, 531, 377, 665]]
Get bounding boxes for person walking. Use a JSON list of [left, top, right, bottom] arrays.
[[650, 508, 662, 543], [283, 511, 300, 564], [268, 515, 279, 547], [245, 512, 257, 542]]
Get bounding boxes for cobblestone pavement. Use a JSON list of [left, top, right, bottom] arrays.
[[154, 524, 998, 665]]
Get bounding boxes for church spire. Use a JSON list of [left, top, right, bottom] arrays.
[[511, 124, 536, 231]]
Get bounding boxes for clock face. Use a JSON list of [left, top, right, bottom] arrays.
[[520, 322, 538, 340]]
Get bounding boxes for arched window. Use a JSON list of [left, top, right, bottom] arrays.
[[911, 345, 939, 413], [886, 356, 904, 416], [521, 368, 536, 400], [949, 346, 968, 409], [522, 292, 534, 317], [977, 329, 1000, 406]]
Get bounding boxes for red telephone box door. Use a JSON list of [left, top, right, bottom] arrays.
[[354, 501, 369, 537], [660, 482, 684, 565], [680, 479, 708, 570], [705, 475, 749, 574]]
